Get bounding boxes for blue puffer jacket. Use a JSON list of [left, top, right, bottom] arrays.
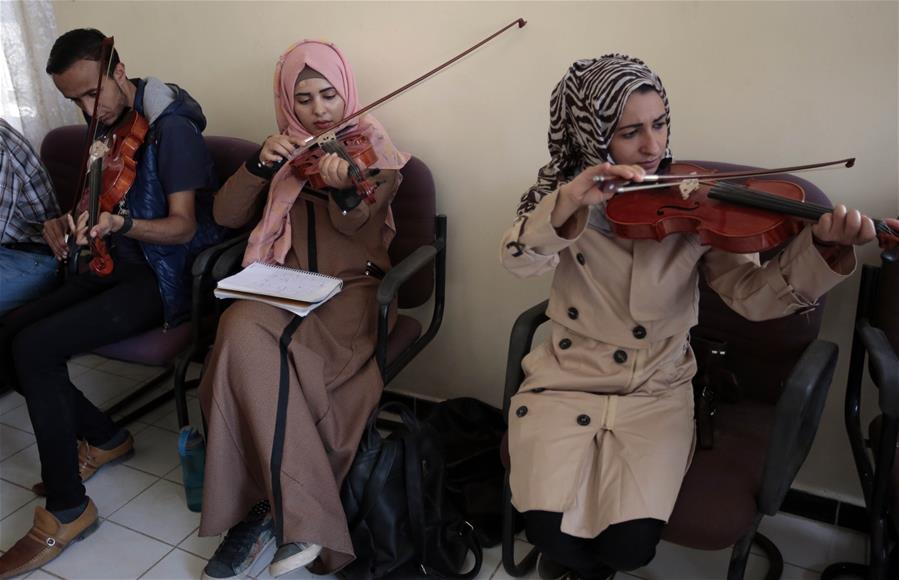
[[128, 80, 225, 325]]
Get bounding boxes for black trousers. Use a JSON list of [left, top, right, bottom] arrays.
[[0, 262, 163, 511], [525, 510, 665, 579]]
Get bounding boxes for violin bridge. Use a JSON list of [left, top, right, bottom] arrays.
[[88, 141, 110, 163], [679, 178, 699, 200]]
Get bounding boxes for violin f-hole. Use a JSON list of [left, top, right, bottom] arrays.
[[657, 202, 700, 216]]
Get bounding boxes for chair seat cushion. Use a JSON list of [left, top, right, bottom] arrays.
[[96, 314, 420, 370], [663, 400, 774, 550], [93, 322, 191, 367], [386, 314, 422, 366]]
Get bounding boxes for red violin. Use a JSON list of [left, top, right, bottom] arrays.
[[289, 128, 379, 209], [604, 160, 899, 253], [75, 110, 148, 275]]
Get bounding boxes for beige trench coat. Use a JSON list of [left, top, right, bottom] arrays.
[[499, 189, 855, 539]]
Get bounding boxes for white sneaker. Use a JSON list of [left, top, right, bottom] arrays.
[[268, 541, 322, 577]]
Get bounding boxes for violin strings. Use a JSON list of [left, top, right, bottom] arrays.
[[708, 182, 829, 221], [321, 140, 364, 183], [713, 183, 898, 241]]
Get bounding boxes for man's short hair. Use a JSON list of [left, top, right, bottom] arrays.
[[45, 28, 120, 76]]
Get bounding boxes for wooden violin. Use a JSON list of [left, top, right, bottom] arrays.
[[68, 37, 148, 276], [289, 127, 378, 212], [603, 159, 899, 253]]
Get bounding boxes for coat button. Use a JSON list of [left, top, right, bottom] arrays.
[[577, 414, 591, 426], [613, 349, 628, 363], [559, 338, 572, 350], [516, 405, 528, 417], [576, 253, 586, 265], [633, 325, 647, 339], [567, 307, 579, 320]]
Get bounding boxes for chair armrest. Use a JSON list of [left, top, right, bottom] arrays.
[[191, 232, 250, 277], [858, 321, 899, 418], [376, 244, 440, 306], [376, 215, 447, 382], [502, 300, 550, 419], [758, 339, 838, 515], [211, 239, 249, 282]]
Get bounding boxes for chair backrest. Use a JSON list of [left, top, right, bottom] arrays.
[[685, 161, 833, 404], [390, 156, 437, 308], [872, 251, 899, 353], [39, 125, 259, 212], [40, 125, 87, 212], [203, 135, 260, 186]]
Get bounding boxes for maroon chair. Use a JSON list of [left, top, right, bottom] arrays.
[[178, 155, 446, 427], [500, 162, 840, 580], [39, 126, 259, 425]]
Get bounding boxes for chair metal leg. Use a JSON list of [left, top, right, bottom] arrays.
[[752, 532, 784, 580], [502, 473, 539, 576], [105, 366, 175, 428], [172, 351, 195, 429], [728, 515, 783, 580], [820, 562, 868, 580]]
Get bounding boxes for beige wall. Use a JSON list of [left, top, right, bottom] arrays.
[[53, 1, 898, 505]]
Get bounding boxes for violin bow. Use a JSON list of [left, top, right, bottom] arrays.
[[71, 36, 116, 216], [596, 158, 856, 194], [65, 36, 115, 272], [293, 17, 527, 152]]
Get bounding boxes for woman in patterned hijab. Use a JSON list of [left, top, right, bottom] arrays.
[[517, 53, 670, 217], [501, 53, 876, 580]]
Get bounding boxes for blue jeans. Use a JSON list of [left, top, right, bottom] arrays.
[[0, 246, 59, 316]]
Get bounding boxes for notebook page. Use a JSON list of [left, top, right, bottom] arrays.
[[217, 262, 342, 304]]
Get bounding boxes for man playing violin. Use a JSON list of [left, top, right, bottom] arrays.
[[0, 118, 61, 318], [0, 28, 223, 579], [500, 53, 899, 580]]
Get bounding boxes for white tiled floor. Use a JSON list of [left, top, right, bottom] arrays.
[[0, 356, 868, 579]]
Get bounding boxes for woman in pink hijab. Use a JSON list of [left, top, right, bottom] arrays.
[[196, 40, 408, 580]]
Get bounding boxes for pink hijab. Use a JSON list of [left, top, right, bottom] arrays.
[[243, 40, 409, 266]]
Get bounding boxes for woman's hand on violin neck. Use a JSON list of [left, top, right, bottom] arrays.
[[552, 163, 645, 229], [811, 204, 877, 247], [318, 152, 354, 190], [260, 134, 305, 167], [42, 216, 72, 260]]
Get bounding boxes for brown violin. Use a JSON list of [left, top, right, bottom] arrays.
[[289, 127, 379, 211], [603, 159, 899, 253]]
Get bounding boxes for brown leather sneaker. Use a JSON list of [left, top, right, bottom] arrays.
[[32, 433, 134, 496], [0, 499, 99, 579]]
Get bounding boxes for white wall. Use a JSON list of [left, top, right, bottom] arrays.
[[53, 1, 899, 505]]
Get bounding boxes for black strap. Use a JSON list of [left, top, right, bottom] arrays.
[[306, 200, 317, 273], [270, 315, 304, 544], [403, 430, 429, 564], [348, 437, 397, 530]]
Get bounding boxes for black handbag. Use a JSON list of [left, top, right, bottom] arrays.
[[340, 403, 482, 580], [422, 398, 506, 547]]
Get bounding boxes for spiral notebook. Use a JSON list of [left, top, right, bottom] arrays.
[[214, 262, 343, 317]]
